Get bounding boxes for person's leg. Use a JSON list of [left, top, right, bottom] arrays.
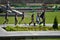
[[32, 20, 36, 26], [6, 19, 9, 24], [15, 19, 18, 25], [19, 18, 23, 24], [39, 19, 45, 26], [29, 20, 32, 25], [15, 20, 17, 25], [3, 19, 8, 24], [3, 20, 6, 24]]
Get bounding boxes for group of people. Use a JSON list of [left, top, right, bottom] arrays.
[[3, 10, 45, 26], [3, 1, 45, 26], [29, 10, 45, 26]]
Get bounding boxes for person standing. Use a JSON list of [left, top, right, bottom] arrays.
[[3, 1, 12, 24], [29, 14, 35, 26]]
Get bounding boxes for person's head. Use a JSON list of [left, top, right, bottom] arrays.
[[42, 10, 45, 12]]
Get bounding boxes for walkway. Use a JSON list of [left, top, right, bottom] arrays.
[[0, 24, 60, 27], [0, 24, 60, 37]]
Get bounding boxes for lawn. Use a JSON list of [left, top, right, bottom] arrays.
[[0, 11, 60, 24], [45, 11, 60, 24], [20, 38, 60, 40]]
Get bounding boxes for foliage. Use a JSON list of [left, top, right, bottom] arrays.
[[53, 16, 58, 30], [5, 26, 60, 31]]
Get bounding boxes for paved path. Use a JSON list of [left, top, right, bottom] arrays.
[[0, 24, 60, 27], [0, 24, 60, 37]]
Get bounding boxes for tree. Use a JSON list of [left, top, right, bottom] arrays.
[[53, 16, 58, 30]]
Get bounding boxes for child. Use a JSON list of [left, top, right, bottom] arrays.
[[36, 13, 40, 24], [29, 14, 35, 26]]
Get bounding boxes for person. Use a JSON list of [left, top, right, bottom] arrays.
[[19, 12, 25, 24], [15, 13, 18, 25], [3, 12, 9, 24], [29, 14, 35, 26], [40, 10, 45, 26], [36, 13, 40, 24], [3, 1, 12, 24]]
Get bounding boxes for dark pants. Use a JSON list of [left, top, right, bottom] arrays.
[[29, 20, 35, 26], [3, 18, 8, 24], [15, 18, 18, 25], [39, 18, 45, 26]]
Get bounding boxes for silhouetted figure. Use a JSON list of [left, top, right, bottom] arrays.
[[29, 14, 35, 26], [40, 10, 45, 26], [3, 12, 8, 24], [19, 12, 24, 24], [3, 1, 11, 24], [15, 13, 18, 25]]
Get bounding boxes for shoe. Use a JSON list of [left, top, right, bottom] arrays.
[[34, 23, 36, 26]]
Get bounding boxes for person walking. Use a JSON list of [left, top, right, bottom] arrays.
[[40, 10, 45, 26], [3, 1, 12, 24], [29, 14, 35, 26]]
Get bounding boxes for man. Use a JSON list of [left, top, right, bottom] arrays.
[[3, 1, 12, 24], [40, 10, 45, 26], [29, 14, 35, 26]]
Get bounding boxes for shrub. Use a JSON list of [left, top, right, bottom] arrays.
[[53, 16, 58, 30]]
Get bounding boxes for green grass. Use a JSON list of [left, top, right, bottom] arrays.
[[0, 11, 60, 24], [45, 11, 60, 24], [4, 26, 60, 31], [24, 38, 60, 40]]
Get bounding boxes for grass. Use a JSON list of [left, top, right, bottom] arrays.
[[4, 25, 60, 31], [0, 11, 60, 24], [45, 11, 60, 24], [20, 39, 60, 40]]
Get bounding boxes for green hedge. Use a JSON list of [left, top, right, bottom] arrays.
[[5, 26, 60, 31]]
